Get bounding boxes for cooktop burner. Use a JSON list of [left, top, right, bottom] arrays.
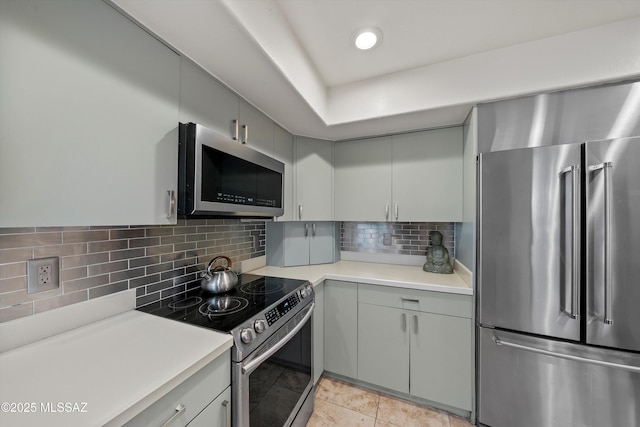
[[137, 274, 310, 333], [239, 280, 285, 295], [198, 296, 249, 317], [168, 296, 202, 310]]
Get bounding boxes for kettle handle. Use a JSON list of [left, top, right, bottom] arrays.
[[207, 255, 233, 274]]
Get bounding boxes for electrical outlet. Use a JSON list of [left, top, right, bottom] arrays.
[[383, 233, 392, 246], [27, 257, 59, 294]]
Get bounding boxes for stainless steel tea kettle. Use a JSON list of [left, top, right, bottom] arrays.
[[200, 255, 238, 293]]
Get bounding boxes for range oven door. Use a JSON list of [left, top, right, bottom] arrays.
[[233, 302, 314, 427]]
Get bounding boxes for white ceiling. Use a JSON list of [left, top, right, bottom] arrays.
[[111, 0, 640, 140]]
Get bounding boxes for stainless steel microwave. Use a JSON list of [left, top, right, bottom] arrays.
[[178, 122, 284, 217]]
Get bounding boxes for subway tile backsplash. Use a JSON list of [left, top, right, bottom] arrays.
[[0, 219, 265, 323], [340, 221, 455, 259]]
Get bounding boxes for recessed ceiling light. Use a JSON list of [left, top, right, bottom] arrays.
[[354, 27, 382, 50]]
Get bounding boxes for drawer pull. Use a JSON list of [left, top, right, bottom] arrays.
[[161, 404, 186, 427], [222, 400, 230, 427], [401, 297, 419, 303]]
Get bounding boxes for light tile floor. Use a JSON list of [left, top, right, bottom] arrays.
[[306, 376, 474, 427]]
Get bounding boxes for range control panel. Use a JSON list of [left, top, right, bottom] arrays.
[[265, 293, 300, 326]]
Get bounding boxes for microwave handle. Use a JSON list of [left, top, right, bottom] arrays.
[[167, 190, 175, 219]]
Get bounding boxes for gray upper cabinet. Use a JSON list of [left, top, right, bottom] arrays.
[[238, 101, 274, 156], [294, 137, 333, 221], [334, 128, 463, 222], [179, 59, 239, 138], [266, 222, 338, 267], [273, 125, 294, 221], [334, 137, 392, 221], [392, 128, 463, 222], [0, 0, 180, 227]]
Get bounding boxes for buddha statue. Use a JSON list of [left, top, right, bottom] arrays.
[[423, 231, 453, 274]]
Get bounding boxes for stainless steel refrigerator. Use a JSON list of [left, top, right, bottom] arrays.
[[477, 81, 640, 427]]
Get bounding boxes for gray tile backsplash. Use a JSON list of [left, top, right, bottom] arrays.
[[340, 221, 455, 259], [0, 219, 265, 323]]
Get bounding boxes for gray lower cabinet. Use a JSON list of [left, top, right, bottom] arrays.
[[124, 351, 230, 427], [266, 222, 338, 267], [186, 387, 230, 427], [357, 303, 409, 393], [357, 284, 473, 412], [323, 280, 358, 379], [312, 282, 324, 385]]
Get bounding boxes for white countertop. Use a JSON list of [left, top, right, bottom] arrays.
[[249, 260, 473, 295], [0, 310, 233, 427]]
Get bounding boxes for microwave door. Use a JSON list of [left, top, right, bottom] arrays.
[[479, 144, 581, 341], [586, 136, 640, 352]]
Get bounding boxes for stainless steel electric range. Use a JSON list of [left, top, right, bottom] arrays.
[[138, 273, 315, 427]]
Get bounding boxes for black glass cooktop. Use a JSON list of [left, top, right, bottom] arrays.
[[137, 274, 309, 333]]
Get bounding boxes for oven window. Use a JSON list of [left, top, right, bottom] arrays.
[[248, 320, 312, 427]]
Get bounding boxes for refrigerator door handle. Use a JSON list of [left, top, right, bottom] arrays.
[[560, 165, 580, 319], [493, 335, 640, 373], [588, 161, 614, 325]]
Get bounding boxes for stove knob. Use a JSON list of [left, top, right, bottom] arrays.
[[254, 319, 267, 334], [300, 286, 312, 299], [240, 328, 254, 344]]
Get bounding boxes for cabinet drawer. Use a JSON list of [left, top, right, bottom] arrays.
[[124, 351, 230, 427], [357, 284, 472, 318], [186, 386, 230, 427]]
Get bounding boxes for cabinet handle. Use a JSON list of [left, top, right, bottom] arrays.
[[401, 313, 407, 332], [401, 297, 419, 303], [167, 190, 175, 219], [312, 223, 316, 236], [395, 203, 399, 221], [232, 119, 239, 140], [385, 204, 389, 221], [160, 404, 186, 427], [298, 204, 303, 220], [242, 124, 248, 144], [222, 400, 230, 427], [305, 223, 309, 237], [413, 315, 418, 334]]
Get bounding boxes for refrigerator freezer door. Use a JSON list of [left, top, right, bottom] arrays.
[[586, 136, 640, 351], [479, 144, 581, 340], [478, 327, 640, 427]]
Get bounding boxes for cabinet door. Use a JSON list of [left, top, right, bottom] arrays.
[[357, 303, 409, 394], [324, 280, 357, 378], [282, 223, 310, 266], [273, 125, 294, 221], [187, 387, 231, 427], [392, 128, 463, 222], [295, 137, 333, 221], [313, 282, 324, 385], [0, 0, 179, 227], [238, 101, 274, 156], [334, 137, 392, 221], [410, 312, 472, 410], [179, 58, 239, 139], [309, 222, 336, 265]]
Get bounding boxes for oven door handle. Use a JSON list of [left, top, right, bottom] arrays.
[[242, 302, 315, 375]]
